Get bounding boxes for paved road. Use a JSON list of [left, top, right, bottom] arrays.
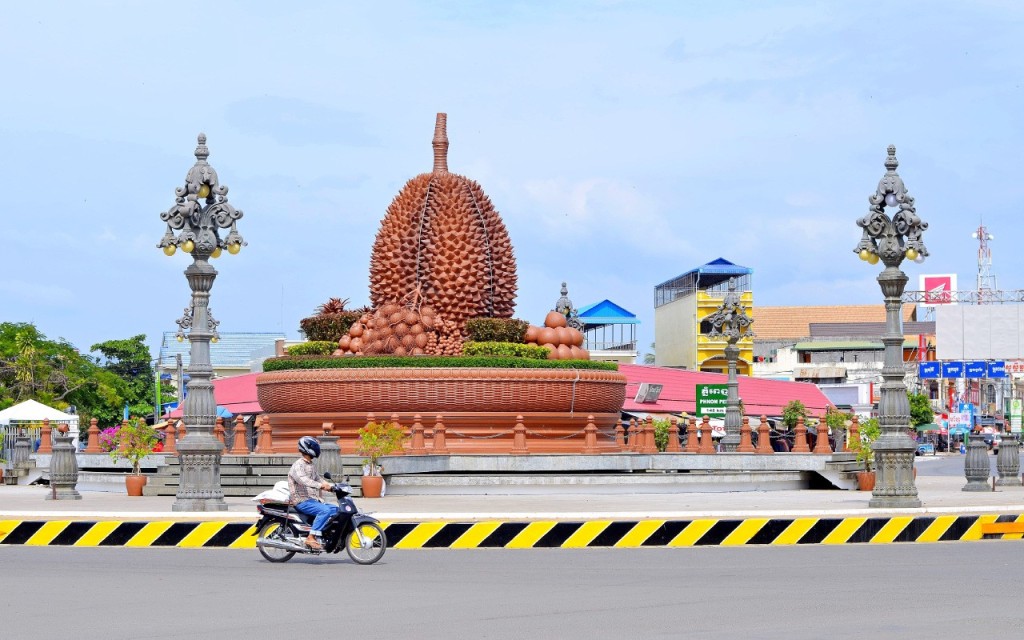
[[916, 452, 995, 477], [4, 544, 1021, 639]]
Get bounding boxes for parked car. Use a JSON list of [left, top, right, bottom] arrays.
[[983, 434, 1002, 453], [915, 442, 936, 456]]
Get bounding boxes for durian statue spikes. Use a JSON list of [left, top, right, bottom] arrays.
[[369, 113, 518, 338]]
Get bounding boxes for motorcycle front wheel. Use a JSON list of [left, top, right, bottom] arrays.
[[257, 521, 297, 563], [345, 522, 387, 565]]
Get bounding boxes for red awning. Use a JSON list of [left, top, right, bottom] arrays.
[[165, 373, 263, 418]]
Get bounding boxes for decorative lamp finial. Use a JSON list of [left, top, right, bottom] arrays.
[[195, 133, 209, 163], [432, 113, 449, 174], [885, 144, 898, 171]]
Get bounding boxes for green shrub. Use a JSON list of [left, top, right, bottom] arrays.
[[263, 355, 618, 372], [653, 418, 671, 452], [464, 318, 530, 343], [299, 312, 361, 342], [462, 341, 550, 360], [286, 341, 337, 356]]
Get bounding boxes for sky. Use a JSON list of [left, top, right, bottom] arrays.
[[2, 1, 1023, 361]]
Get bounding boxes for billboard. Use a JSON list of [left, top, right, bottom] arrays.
[[937, 304, 1024, 360], [919, 274, 957, 307]]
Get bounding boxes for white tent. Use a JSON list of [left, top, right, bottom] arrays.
[[0, 399, 80, 450]]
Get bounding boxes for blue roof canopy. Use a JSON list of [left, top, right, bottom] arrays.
[[577, 299, 639, 326], [656, 257, 752, 290]]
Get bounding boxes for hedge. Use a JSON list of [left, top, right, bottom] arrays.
[[263, 355, 618, 372], [286, 341, 337, 356], [462, 341, 550, 360], [464, 317, 529, 343], [299, 312, 361, 342]]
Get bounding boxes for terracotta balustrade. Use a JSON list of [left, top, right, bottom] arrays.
[[85, 418, 102, 453], [163, 422, 177, 454], [792, 416, 810, 453], [432, 415, 450, 454], [813, 418, 832, 454], [230, 416, 248, 455], [756, 415, 772, 454], [409, 415, 427, 454], [698, 416, 715, 454], [737, 416, 755, 453], [666, 417, 682, 453], [38, 418, 52, 454], [685, 417, 699, 453], [582, 415, 599, 454], [512, 415, 529, 454], [614, 419, 626, 451]]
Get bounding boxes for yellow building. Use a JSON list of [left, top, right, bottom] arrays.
[[653, 258, 753, 375]]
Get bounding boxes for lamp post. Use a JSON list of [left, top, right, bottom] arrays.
[[853, 145, 927, 508], [706, 278, 754, 452], [157, 133, 245, 512]]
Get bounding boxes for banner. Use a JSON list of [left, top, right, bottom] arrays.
[[1012, 398, 1022, 434]]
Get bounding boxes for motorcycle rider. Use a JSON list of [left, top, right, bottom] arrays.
[[288, 436, 338, 550]]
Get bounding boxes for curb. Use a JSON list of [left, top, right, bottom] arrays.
[[2, 513, 1023, 548]]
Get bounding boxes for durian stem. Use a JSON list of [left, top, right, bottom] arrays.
[[432, 113, 449, 174]]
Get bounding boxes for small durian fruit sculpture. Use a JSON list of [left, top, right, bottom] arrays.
[[524, 311, 589, 360], [368, 113, 518, 351]]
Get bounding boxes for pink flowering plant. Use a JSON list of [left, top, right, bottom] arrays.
[[109, 418, 158, 475], [98, 426, 120, 452]]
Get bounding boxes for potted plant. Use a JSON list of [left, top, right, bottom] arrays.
[[110, 418, 158, 496], [355, 420, 407, 498], [852, 418, 881, 491]]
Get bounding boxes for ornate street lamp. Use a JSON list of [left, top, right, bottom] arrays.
[[853, 145, 927, 508], [157, 133, 245, 511], [706, 278, 754, 452]]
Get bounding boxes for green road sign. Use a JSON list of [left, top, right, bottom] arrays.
[[696, 384, 728, 417]]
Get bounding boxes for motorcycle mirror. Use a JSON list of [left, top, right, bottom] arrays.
[[322, 471, 332, 480]]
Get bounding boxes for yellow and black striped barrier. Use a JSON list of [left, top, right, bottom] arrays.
[[1, 514, 1023, 548]]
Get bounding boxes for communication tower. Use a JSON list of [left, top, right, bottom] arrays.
[[972, 223, 996, 303]]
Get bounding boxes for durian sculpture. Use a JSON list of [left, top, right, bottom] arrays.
[[369, 113, 518, 345]]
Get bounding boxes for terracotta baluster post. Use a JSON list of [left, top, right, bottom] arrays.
[[813, 418, 833, 454], [698, 416, 715, 454], [614, 419, 626, 451], [230, 415, 247, 455], [642, 417, 656, 454], [119, 419, 130, 452], [177, 420, 187, 439], [666, 417, 682, 453], [737, 416, 755, 453], [163, 421, 177, 454], [848, 416, 860, 453], [756, 415, 772, 454], [389, 413, 406, 455], [409, 415, 427, 454], [626, 418, 638, 452], [685, 417, 699, 453], [582, 415, 599, 454], [85, 418, 102, 453], [38, 418, 53, 454], [512, 415, 529, 454], [256, 415, 276, 454], [792, 416, 810, 453], [432, 415, 450, 454], [214, 417, 226, 447]]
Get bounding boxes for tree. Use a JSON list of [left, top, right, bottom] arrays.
[[781, 400, 808, 430], [643, 343, 655, 365], [908, 392, 934, 428], [90, 335, 163, 419]]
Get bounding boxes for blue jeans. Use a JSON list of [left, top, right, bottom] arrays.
[[295, 499, 339, 535]]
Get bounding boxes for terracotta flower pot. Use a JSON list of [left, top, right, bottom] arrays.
[[361, 475, 384, 498], [125, 474, 147, 497], [857, 471, 876, 491]]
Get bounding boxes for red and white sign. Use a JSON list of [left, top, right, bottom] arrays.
[[919, 274, 957, 307], [1006, 361, 1024, 375]]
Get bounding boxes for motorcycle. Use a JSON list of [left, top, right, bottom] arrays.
[[252, 472, 387, 564]]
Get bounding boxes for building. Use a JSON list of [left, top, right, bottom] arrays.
[[750, 304, 930, 416], [577, 299, 639, 364], [653, 258, 753, 374], [157, 331, 286, 407]]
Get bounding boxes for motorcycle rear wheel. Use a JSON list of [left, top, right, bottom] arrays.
[[345, 522, 387, 565], [257, 521, 297, 563]]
